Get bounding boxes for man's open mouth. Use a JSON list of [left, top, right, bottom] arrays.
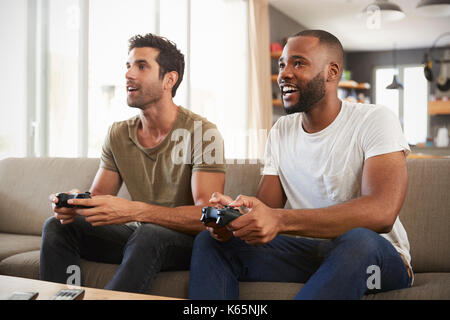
[[281, 85, 299, 97], [127, 86, 139, 93]]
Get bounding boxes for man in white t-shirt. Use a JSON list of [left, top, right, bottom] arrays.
[[188, 30, 413, 299]]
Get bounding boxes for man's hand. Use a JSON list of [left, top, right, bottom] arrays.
[[209, 192, 234, 208], [227, 195, 281, 245], [49, 189, 80, 225], [205, 222, 234, 242], [204, 192, 235, 242], [69, 195, 144, 227]]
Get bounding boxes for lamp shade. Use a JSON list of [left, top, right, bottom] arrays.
[[416, 0, 450, 17], [386, 75, 404, 89], [365, 0, 405, 21]]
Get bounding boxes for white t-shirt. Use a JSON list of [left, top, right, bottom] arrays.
[[263, 100, 412, 271]]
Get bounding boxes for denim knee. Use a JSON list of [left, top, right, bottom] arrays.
[[334, 228, 384, 259], [42, 216, 63, 238], [193, 230, 215, 250]]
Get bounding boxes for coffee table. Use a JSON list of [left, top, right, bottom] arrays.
[[0, 275, 181, 300]]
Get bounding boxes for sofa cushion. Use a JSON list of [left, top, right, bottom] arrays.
[[399, 159, 450, 273], [0, 158, 131, 236], [0, 158, 100, 235], [363, 273, 450, 300], [241, 273, 450, 300], [0, 250, 40, 280], [2, 250, 449, 299], [0, 234, 41, 261], [224, 160, 262, 199]]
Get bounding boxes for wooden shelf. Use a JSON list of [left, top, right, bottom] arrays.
[[338, 81, 370, 90], [272, 99, 282, 107], [270, 51, 282, 59], [271, 74, 278, 82], [429, 100, 450, 115]]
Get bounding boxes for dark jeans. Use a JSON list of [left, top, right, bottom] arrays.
[[188, 228, 412, 300], [40, 215, 194, 293]]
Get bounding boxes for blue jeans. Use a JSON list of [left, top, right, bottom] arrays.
[[188, 228, 412, 299], [40, 215, 194, 293]]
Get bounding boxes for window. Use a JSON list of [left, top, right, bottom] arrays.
[[88, 0, 157, 157], [2, 0, 249, 161], [0, 0, 28, 160], [375, 65, 428, 145], [47, 0, 81, 157], [190, 0, 248, 159]]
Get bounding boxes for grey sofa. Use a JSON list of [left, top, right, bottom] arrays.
[[0, 157, 449, 299]]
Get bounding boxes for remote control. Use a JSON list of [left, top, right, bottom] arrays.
[[55, 192, 92, 208], [201, 205, 242, 227], [7, 291, 39, 300], [50, 288, 85, 300]]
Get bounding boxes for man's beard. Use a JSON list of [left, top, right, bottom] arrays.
[[127, 84, 163, 110], [283, 71, 326, 115]]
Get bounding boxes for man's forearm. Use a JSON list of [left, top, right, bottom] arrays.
[[275, 195, 397, 239], [133, 202, 206, 235]]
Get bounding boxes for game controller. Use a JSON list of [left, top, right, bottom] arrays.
[[55, 191, 92, 208], [201, 205, 243, 227]]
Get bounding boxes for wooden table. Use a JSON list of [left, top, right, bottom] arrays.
[[0, 275, 181, 300]]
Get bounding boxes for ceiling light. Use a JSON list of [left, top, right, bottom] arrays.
[[365, 0, 405, 21], [387, 43, 403, 90], [416, 0, 450, 17], [386, 75, 404, 89]]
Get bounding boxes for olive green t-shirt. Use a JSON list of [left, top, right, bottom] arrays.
[[100, 106, 225, 207]]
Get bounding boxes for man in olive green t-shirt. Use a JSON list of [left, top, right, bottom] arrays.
[[40, 33, 226, 294]]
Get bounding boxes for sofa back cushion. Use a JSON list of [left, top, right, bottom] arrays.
[[398, 159, 450, 272], [0, 158, 101, 235], [0, 158, 262, 236]]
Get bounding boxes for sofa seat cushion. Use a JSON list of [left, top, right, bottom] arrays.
[[363, 273, 450, 300], [0, 250, 40, 280], [80, 259, 190, 299], [0, 233, 41, 261], [1, 250, 449, 300]]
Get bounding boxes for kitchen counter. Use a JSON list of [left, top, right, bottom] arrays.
[[410, 146, 450, 157]]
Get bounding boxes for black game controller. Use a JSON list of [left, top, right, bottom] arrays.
[[201, 205, 242, 227], [55, 192, 92, 208]]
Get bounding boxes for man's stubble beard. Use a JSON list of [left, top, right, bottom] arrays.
[[283, 71, 326, 115], [127, 87, 163, 110]]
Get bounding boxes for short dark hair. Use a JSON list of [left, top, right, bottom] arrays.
[[293, 29, 344, 66], [128, 33, 185, 97]]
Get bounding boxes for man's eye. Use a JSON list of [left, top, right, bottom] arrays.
[[278, 63, 285, 69], [294, 61, 303, 67], [139, 64, 145, 70]]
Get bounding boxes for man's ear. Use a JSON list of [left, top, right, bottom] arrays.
[[327, 62, 341, 82], [164, 71, 179, 92]]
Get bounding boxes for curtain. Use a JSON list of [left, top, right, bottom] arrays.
[[247, 0, 272, 161]]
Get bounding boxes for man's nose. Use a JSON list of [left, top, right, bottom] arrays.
[[278, 66, 293, 85], [125, 67, 135, 80]]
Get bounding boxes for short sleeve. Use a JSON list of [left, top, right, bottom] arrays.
[[191, 121, 226, 173], [360, 106, 411, 160], [262, 121, 281, 176], [99, 124, 119, 173]]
